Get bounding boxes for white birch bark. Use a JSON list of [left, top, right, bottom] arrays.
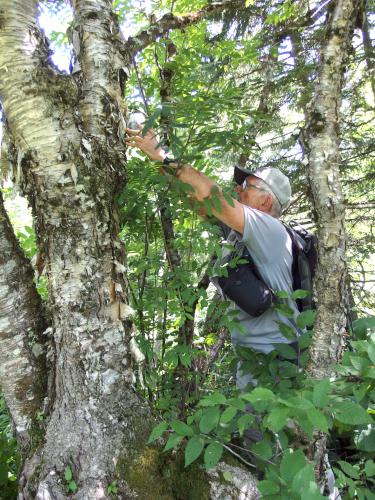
[[0, 190, 47, 447], [301, 0, 357, 487], [303, 0, 357, 378], [70, 0, 128, 137], [0, 1, 151, 497]]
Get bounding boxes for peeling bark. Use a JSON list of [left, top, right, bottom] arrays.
[[303, 0, 357, 378], [0, 190, 47, 449], [300, 0, 357, 486], [0, 1, 151, 497], [71, 0, 129, 137]]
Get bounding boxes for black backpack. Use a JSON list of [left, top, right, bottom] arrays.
[[283, 221, 318, 312], [216, 221, 317, 316]]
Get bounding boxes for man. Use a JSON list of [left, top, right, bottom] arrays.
[[126, 126, 300, 389]]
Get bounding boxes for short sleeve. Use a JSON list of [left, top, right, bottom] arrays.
[[239, 206, 289, 264]]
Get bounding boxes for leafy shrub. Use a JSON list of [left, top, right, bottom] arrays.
[[147, 316, 375, 499]]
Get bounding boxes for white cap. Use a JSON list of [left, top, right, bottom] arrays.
[[234, 165, 291, 210]]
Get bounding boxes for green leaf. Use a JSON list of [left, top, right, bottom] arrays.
[[334, 401, 372, 425], [298, 331, 313, 349], [275, 321, 296, 340], [171, 420, 194, 437], [163, 433, 183, 452], [222, 470, 233, 482], [368, 343, 375, 364], [204, 441, 223, 469], [296, 310, 316, 329], [291, 289, 310, 300], [258, 480, 280, 495], [362, 489, 375, 500], [203, 198, 213, 217], [179, 351, 192, 368], [274, 303, 295, 318], [220, 407, 237, 424], [365, 459, 375, 477], [353, 383, 369, 403], [338, 461, 360, 479], [291, 464, 323, 498], [199, 407, 221, 434], [273, 343, 298, 360], [185, 435, 205, 467], [266, 407, 289, 432], [147, 422, 167, 443], [142, 108, 161, 135], [64, 466, 73, 482], [297, 413, 314, 437], [350, 356, 369, 373], [226, 398, 245, 411], [307, 408, 329, 433], [280, 449, 306, 483], [187, 415, 194, 425], [222, 191, 235, 207], [211, 193, 223, 214], [241, 387, 275, 404], [351, 317, 375, 339], [280, 396, 314, 410], [237, 413, 255, 435], [198, 392, 227, 407], [251, 440, 273, 460], [275, 291, 289, 299], [312, 379, 331, 408], [68, 480, 78, 493]]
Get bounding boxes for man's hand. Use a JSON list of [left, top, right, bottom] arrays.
[[126, 125, 244, 233], [126, 126, 167, 163]]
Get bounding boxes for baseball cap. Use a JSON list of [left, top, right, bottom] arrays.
[[234, 165, 291, 210]]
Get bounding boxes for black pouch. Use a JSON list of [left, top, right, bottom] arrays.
[[217, 261, 274, 317]]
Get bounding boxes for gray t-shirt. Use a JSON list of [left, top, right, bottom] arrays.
[[215, 206, 300, 354]]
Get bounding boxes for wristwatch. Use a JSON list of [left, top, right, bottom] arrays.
[[163, 156, 179, 165], [162, 156, 183, 175]]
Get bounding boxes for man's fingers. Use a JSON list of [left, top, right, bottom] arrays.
[[126, 127, 140, 136], [125, 138, 142, 145]]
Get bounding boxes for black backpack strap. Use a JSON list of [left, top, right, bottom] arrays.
[[282, 223, 302, 291]]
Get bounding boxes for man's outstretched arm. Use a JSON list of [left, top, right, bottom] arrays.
[[126, 127, 245, 233]]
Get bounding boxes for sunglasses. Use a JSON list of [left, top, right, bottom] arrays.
[[241, 180, 266, 192]]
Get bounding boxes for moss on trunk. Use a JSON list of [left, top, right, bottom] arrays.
[[118, 445, 210, 500]]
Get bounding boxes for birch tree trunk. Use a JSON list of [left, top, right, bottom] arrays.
[[304, 0, 356, 378], [0, 190, 48, 449], [301, 0, 357, 486], [0, 1, 152, 497]]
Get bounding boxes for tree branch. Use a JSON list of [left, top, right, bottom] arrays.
[[122, 0, 246, 55]]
